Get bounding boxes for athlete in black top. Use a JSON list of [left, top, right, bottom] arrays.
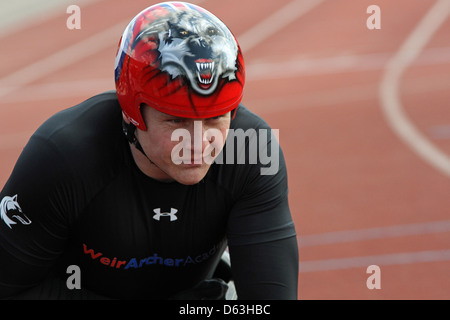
[[0, 2, 298, 300]]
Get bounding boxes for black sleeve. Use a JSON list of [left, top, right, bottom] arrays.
[[0, 136, 71, 298], [229, 236, 298, 300], [225, 124, 298, 299]]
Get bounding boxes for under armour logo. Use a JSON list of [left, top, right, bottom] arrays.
[[153, 208, 178, 222]]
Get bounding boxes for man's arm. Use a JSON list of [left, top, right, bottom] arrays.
[[0, 136, 70, 298], [225, 128, 298, 299], [229, 236, 298, 300]]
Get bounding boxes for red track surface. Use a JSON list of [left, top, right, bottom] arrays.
[[1, 0, 449, 299]]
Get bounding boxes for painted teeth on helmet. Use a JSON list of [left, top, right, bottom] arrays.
[[196, 62, 215, 71]]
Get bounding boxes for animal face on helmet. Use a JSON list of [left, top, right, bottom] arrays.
[[159, 7, 238, 94], [115, 2, 245, 130]]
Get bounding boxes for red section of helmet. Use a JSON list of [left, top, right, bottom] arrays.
[[115, 2, 245, 131]]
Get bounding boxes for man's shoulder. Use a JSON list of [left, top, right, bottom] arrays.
[[31, 91, 125, 172], [34, 91, 120, 140]]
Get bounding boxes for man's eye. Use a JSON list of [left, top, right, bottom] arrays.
[[207, 116, 222, 121], [168, 119, 183, 124]]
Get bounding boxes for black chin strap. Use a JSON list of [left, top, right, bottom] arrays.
[[122, 120, 155, 165]]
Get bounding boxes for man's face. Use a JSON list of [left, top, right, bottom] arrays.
[[133, 105, 231, 185]]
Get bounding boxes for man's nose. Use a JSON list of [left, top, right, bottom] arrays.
[[189, 120, 209, 153]]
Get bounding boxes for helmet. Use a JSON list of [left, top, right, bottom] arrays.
[[115, 1, 245, 131]]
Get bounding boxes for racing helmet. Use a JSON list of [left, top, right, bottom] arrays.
[[115, 2, 245, 131]]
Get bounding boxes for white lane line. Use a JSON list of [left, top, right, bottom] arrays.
[[379, 0, 450, 178], [238, 0, 324, 53], [298, 220, 450, 272], [298, 220, 450, 247], [1, 79, 113, 103], [300, 249, 450, 272], [0, 20, 127, 99], [247, 46, 450, 80]]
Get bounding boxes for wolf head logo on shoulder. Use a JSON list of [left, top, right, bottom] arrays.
[[115, 2, 245, 129], [0, 194, 32, 229]]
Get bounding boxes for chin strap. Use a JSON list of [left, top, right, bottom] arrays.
[[122, 119, 155, 165]]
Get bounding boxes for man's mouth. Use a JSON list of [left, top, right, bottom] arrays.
[[195, 59, 215, 88]]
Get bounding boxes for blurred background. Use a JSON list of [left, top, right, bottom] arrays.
[[1, 0, 449, 299]]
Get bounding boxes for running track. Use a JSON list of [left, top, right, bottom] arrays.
[[0, 0, 449, 299]]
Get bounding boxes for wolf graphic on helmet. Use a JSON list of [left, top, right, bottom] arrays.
[[129, 7, 239, 96], [159, 12, 238, 95]]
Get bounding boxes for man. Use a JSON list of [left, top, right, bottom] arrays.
[[0, 2, 298, 299]]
